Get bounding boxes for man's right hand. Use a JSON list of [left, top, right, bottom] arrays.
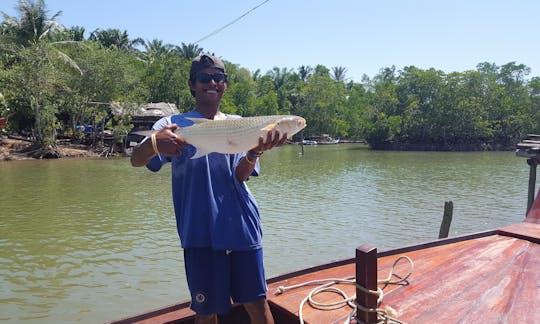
[[130, 124, 186, 167], [154, 124, 186, 156]]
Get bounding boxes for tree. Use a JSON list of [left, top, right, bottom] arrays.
[[61, 42, 146, 133], [89, 28, 144, 53], [0, 0, 81, 149], [174, 42, 203, 60], [0, 0, 63, 46], [268, 67, 290, 90], [331, 66, 347, 82], [298, 65, 313, 82], [143, 38, 173, 63], [52, 25, 85, 41]]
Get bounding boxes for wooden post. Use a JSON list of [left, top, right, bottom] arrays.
[[356, 245, 378, 323], [527, 159, 537, 214], [439, 201, 453, 239]]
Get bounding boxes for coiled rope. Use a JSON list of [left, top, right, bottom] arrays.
[[274, 256, 414, 324]]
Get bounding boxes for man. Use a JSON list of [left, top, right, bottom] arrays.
[[131, 54, 284, 324]]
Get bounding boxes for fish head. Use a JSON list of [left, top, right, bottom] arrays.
[[273, 115, 307, 137]]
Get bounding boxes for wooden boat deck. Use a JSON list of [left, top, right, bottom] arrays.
[[267, 225, 539, 323], [111, 215, 539, 324]]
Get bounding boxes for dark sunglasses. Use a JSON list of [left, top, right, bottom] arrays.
[[194, 72, 228, 84]]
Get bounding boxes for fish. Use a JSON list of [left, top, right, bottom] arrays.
[[133, 115, 307, 159]]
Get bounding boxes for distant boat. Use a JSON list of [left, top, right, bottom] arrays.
[[305, 134, 340, 145], [317, 137, 339, 145], [0, 117, 7, 129], [301, 139, 318, 145]]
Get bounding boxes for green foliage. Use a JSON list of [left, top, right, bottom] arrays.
[[1, 0, 538, 152]]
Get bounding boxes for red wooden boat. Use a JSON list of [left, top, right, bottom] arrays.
[[110, 138, 540, 324]]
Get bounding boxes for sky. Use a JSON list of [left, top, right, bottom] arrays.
[[1, 0, 539, 82]]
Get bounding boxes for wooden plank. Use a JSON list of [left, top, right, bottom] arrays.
[[499, 222, 540, 242], [379, 235, 539, 323], [267, 232, 539, 323], [438, 201, 453, 238], [109, 301, 195, 324]]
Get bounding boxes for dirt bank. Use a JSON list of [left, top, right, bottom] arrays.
[[0, 136, 100, 161]]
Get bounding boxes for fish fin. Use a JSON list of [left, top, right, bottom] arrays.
[[186, 117, 210, 124], [190, 147, 211, 159], [261, 122, 277, 132]]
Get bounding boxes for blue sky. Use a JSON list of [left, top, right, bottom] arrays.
[[1, 0, 539, 82]]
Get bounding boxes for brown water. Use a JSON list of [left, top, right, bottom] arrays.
[[0, 144, 533, 323]]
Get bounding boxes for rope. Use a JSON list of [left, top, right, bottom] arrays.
[[194, 0, 271, 44], [274, 256, 414, 324]]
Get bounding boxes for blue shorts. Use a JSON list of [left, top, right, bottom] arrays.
[[183, 248, 268, 315]]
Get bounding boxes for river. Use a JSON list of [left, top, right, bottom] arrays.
[[0, 144, 534, 323]]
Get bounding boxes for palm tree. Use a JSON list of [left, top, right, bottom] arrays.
[[89, 28, 144, 52], [332, 66, 348, 82], [0, 0, 63, 46], [0, 0, 81, 150], [174, 42, 203, 60], [268, 67, 292, 90], [143, 38, 173, 63], [53, 25, 85, 41], [298, 65, 313, 82]]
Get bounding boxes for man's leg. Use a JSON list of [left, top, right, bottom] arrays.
[[243, 298, 275, 324], [185, 249, 232, 318]]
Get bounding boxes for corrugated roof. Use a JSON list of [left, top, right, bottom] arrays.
[[112, 102, 179, 117]]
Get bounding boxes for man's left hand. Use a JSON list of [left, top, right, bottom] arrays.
[[252, 130, 287, 152]]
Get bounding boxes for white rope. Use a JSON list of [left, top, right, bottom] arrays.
[[274, 256, 414, 324]]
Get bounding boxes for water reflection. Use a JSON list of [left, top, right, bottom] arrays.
[[0, 146, 534, 323]]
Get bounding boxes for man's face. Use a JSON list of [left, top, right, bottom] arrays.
[[189, 67, 228, 106]]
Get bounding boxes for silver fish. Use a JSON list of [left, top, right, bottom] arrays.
[[134, 115, 306, 159]]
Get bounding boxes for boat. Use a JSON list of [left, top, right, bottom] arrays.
[[0, 117, 7, 129], [317, 137, 339, 145], [304, 134, 340, 145], [109, 136, 540, 324], [301, 139, 318, 145]]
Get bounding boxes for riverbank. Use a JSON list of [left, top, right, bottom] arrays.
[[1, 134, 517, 161], [0, 136, 100, 161]]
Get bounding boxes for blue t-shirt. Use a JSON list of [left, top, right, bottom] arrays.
[[146, 110, 262, 251]]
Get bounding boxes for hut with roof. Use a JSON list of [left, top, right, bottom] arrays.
[[112, 102, 179, 132], [121, 102, 179, 155]]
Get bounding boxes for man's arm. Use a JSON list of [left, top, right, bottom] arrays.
[[235, 129, 287, 182]]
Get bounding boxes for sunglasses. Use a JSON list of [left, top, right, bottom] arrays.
[[194, 72, 228, 84]]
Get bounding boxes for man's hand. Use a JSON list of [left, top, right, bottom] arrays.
[[252, 129, 288, 152], [130, 124, 186, 167], [155, 124, 186, 156], [236, 130, 287, 182]]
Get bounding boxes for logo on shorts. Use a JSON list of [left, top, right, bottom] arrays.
[[195, 292, 206, 304]]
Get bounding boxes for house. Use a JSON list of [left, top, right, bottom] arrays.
[[121, 102, 179, 155]]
